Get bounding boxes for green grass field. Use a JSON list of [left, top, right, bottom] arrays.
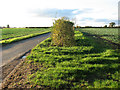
[[0, 28, 51, 45], [1, 28, 51, 40], [23, 31, 119, 88], [2, 29, 119, 88], [78, 28, 119, 44]]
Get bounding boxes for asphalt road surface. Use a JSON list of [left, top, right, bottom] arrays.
[[0, 33, 50, 67]]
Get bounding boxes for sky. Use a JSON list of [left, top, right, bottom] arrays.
[[0, 0, 119, 27]]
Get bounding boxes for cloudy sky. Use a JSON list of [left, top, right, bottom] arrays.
[[0, 0, 119, 27]]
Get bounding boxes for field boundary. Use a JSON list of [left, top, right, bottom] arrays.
[[1, 31, 51, 46]]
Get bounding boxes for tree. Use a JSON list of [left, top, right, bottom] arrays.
[[7, 24, 10, 28], [109, 22, 115, 27], [104, 25, 107, 28], [51, 17, 76, 47]]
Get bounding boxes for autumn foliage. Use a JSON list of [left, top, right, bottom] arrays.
[[51, 17, 76, 47]]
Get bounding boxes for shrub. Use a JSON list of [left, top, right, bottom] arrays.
[[51, 17, 76, 47]]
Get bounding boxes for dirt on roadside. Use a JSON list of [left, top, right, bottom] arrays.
[[1, 51, 43, 89], [2, 58, 44, 89]]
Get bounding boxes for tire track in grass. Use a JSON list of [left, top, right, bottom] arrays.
[[81, 31, 119, 49]]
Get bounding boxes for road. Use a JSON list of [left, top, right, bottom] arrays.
[[0, 33, 50, 67]]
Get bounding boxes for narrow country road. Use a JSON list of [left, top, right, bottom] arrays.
[[0, 33, 50, 67]]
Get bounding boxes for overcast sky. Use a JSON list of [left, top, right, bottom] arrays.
[[0, 0, 119, 27]]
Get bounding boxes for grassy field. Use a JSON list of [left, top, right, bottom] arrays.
[[3, 31, 119, 89], [78, 28, 119, 44], [0, 28, 51, 45], [1, 28, 51, 40]]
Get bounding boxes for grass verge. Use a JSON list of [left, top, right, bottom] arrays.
[[1, 31, 50, 46], [2, 31, 120, 89]]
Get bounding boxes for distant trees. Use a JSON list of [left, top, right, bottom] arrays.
[[85, 26, 92, 28], [109, 22, 115, 27]]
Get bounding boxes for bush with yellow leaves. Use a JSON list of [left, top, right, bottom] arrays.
[[51, 17, 76, 47]]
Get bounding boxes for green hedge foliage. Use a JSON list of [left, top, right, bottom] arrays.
[[51, 17, 76, 47]]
